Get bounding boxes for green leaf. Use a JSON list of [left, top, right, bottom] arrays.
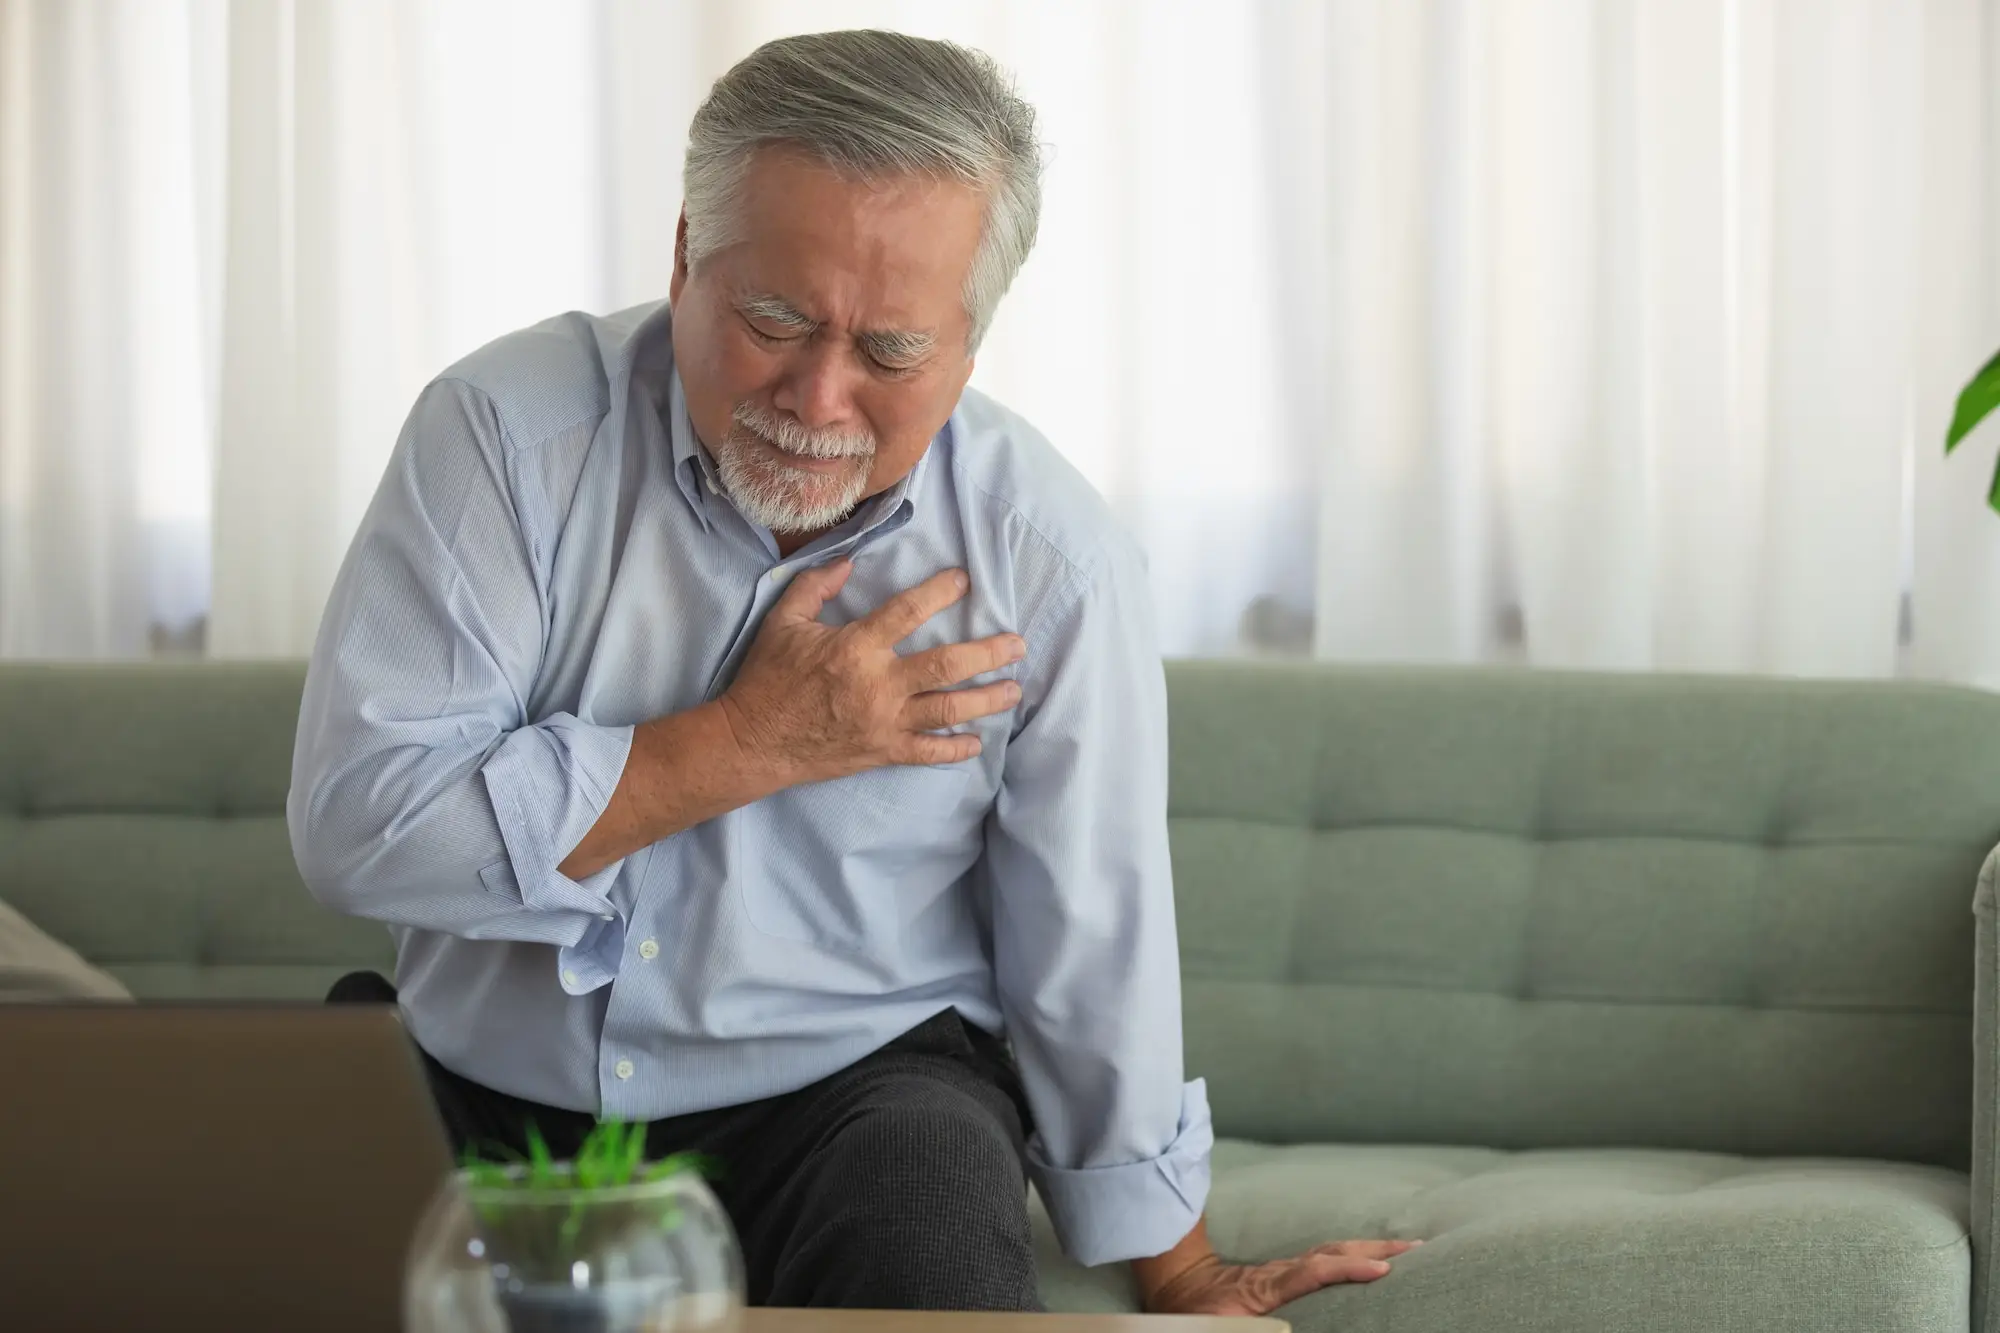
[[457, 1120, 723, 1202], [460, 1159, 513, 1191], [1946, 347, 2000, 454], [525, 1122, 555, 1188], [641, 1151, 722, 1183], [621, 1121, 647, 1186]]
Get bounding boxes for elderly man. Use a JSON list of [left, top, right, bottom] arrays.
[[292, 29, 1413, 1315]]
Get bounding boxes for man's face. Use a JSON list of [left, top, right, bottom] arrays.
[[669, 147, 985, 537]]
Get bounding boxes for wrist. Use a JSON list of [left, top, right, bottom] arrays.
[[707, 695, 803, 794], [556, 697, 801, 881], [1130, 1218, 1217, 1311]]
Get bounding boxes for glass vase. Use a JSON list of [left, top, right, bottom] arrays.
[[406, 1168, 744, 1333]]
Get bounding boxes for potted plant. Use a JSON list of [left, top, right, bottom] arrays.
[[406, 1120, 743, 1333], [1946, 349, 2000, 505]]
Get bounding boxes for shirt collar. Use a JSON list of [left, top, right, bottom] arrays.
[[666, 370, 720, 524]]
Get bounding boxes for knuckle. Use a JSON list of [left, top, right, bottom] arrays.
[[909, 651, 952, 690], [932, 647, 971, 685], [829, 636, 871, 673], [809, 656, 849, 695]]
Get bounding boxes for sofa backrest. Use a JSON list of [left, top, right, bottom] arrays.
[[1169, 661, 2000, 1170], [6, 660, 1996, 1168], [0, 663, 390, 999]]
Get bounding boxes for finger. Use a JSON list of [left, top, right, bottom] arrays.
[[1303, 1254, 1394, 1292], [900, 634, 1027, 692], [891, 732, 984, 767], [902, 680, 1022, 731], [859, 569, 969, 645], [1317, 1239, 1422, 1261], [1258, 1254, 1390, 1310], [767, 558, 854, 623]]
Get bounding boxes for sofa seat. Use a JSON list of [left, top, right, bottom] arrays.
[[1035, 1141, 1971, 1333]]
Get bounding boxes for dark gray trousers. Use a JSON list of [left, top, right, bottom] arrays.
[[329, 974, 1042, 1311]]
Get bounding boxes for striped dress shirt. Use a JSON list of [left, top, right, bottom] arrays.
[[288, 299, 1212, 1266]]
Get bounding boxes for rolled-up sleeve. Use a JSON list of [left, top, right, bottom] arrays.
[[288, 377, 633, 946], [984, 539, 1213, 1267]]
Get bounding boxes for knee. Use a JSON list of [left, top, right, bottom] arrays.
[[778, 1091, 1039, 1309], [843, 1094, 1027, 1212]]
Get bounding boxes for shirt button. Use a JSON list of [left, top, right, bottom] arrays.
[[614, 1059, 635, 1081], [562, 969, 578, 987], [638, 938, 659, 961], [768, 566, 788, 583]]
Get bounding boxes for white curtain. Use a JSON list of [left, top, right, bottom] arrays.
[[0, 0, 223, 656], [1289, 0, 2000, 681], [2, 0, 1997, 676]]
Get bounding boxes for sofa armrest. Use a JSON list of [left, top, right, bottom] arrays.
[[1972, 846, 2000, 1333]]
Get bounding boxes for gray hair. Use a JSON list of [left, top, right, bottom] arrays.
[[682, 29, 1043, 353]]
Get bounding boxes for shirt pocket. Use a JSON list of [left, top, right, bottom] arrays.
[[736, 763, 976, 958]]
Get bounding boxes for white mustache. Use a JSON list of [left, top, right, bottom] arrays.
[[731, 402, 875, 460]]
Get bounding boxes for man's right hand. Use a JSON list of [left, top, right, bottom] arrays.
[[719, 560, 1026, 786], [557, 560, 1021, 881]]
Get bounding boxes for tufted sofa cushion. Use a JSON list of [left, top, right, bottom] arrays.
[[1164, 662, 2000, 1169], [6, 659, 1998, 1331], [0, 663, 391, 999], [1035, 1141, 1971, 1333]]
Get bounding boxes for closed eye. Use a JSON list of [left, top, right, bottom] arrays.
[[743, 316, 803, 346], [864, 353, 923, 379], [859, 332, 933, 379]]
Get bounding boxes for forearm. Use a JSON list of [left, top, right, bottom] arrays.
[[555, 698, 793, 880], [294, 704, 644, 941], [1131, 1216, 1218, 1311], [295, 701, 779, 942]]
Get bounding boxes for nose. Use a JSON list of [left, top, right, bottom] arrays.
[[769, 338, 860, 431]]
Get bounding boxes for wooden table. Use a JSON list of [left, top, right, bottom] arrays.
[[741, 1313, 1287, 1332]]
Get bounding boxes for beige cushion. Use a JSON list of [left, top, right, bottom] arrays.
[[0, 897, 131, 1002]]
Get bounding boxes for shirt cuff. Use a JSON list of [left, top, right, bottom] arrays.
[[479, 713, 634, 925], [1028, 1078, 1214, 1267]]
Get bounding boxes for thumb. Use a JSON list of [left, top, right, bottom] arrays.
[[769, 558, 853, 622]]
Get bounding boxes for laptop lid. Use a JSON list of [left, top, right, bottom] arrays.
[[0, 1003, 454, 1331]]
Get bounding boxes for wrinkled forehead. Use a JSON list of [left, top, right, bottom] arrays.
[[719, 148, 985, 334]]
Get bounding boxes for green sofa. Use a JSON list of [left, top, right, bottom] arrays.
[[4, 660, 1998, 1333]]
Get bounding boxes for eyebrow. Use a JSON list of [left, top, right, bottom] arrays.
[[738, 291, 936, 366], [737, 292, 817, 331], [857, 327, 936, 365]]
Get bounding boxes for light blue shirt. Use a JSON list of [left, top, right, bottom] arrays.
[[289, 300, 1211, 1267]]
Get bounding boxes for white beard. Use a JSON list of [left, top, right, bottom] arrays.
[[713, 402, 877, 534]]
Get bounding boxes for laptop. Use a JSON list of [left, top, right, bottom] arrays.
[[0, 1003, 454, 1331]]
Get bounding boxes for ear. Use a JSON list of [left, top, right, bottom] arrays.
[[669, 210, 691, 304]]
